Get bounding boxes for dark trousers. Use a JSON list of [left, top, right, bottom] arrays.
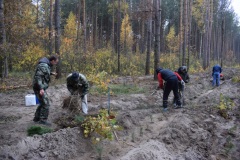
[[163, 79, 181, 108]]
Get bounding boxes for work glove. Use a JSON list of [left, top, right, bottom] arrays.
[[80, 95, 84, 99], [181, 80, 185, 86]]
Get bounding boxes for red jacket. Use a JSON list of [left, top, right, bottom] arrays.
[[158, 72, 183, 89]]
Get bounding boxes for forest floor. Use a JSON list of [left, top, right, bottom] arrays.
[[0, 68, 240, 160]]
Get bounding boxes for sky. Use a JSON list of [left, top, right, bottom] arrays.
[[231, 0, 240, 22]]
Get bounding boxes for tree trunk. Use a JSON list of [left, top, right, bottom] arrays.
[[124, 0, 127, 55], [117, 0, 121, 72], [203, 0, 209, 70], [44, 0, 47, 50], [154, 0, 160, 80], [95, 1, 98, 50], [179, 0, 183, 66], [100, 15, 103, 48], [221, 17, 225, 67], [207, 0, 213, 68], [55, 0, 61, 78], [77, 0, 81, 51], [91, 10, 94, 47], [145, 0, 153, 75], [106, 15, 109, 47], [36, 0, 39, 28], [182, 0, 188, 66], [49, 0, 53, 55], [141, 21, 145, 54], [0, 0, 7, 78], [187, 0, 192, 71], [83, 0, 86, 54], [112, 0, 115, 53]]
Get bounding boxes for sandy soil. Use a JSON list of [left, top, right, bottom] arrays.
[[0, 68, 240, 160]]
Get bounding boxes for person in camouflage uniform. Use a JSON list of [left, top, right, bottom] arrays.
[[67, 71, 90, 114], [32, 55, 59, 125], [173, 66, 190, 106]]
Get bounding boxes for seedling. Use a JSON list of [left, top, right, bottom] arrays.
[[96, 144, 104, 160], [76, 116, 85, 122], [81, 109, 123, 145], [224, 136, 234, 155], [131, 132, 135, 142], [122, 138, 128, 146], [149, 114, 153, 122], [146, 124, 149, 130], [140, 127, 143, 136], [229, 125, 237, 134]]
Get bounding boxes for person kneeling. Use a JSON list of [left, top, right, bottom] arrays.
[[66, 71, 90, 114]]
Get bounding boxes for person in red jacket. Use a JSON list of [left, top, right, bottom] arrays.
[[156, 68, 185, 110]]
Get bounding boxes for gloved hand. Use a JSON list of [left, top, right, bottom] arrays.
[[181, 80, 185, 86], [80, 95, 84, 99], [156, 86, 160, 90]]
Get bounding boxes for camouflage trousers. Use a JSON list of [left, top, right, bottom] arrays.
[[33, 89, 50, 123]]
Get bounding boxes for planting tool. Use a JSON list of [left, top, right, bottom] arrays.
[[106, 87, 115, 119], [182, 85, 185, 105], [108, 87, 110, 114]]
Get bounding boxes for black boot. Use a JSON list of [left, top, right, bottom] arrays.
[[39, 121, 52, 126], [33, 117, 39, 122]]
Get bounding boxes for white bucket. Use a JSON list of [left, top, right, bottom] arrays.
[[25, 94, 36, 106]]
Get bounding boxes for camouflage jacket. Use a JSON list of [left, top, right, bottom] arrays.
[[176, 67, 190, 83], [32, 57, 52, 90], [66, 73, 89, 95]]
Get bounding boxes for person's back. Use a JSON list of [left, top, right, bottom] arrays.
[[212, 64, 222, 73], [212, 64, 222, 87]]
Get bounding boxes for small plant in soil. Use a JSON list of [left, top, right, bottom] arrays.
[[229, 125, 237, 134], [122, 138, 128, 146], [131, 132, 135, 142], [95, 144, 104, 160], [149, 114, 153, 122], [224, 136, 234, 155], [27, 126, 52, 136], [140, 127, 143, 136], [220, 94, 235, 110], [76, 116, 85, 122], [81, 109, 123, 145]]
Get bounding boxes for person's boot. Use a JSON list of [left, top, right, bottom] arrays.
[[174, 104, 183, 109], [33, 117, 39, 122], [39, 121, 52, 126], [163, 108, 167, 111]]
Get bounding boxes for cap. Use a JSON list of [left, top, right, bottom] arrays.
[[72, 71, 79, 81], [182, 66, 187, 71]]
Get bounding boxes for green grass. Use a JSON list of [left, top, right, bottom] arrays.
[[27, 125, 53, 136], [9, 71, 33, 80]]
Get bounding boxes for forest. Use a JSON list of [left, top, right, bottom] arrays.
[[1, 1, 240, 160], [0, 0, 239, 79]]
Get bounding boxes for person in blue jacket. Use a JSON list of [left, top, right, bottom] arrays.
[[212, 64, 222, 86]]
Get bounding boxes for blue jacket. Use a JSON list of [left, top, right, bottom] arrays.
[[212, 65, 222, 74]]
